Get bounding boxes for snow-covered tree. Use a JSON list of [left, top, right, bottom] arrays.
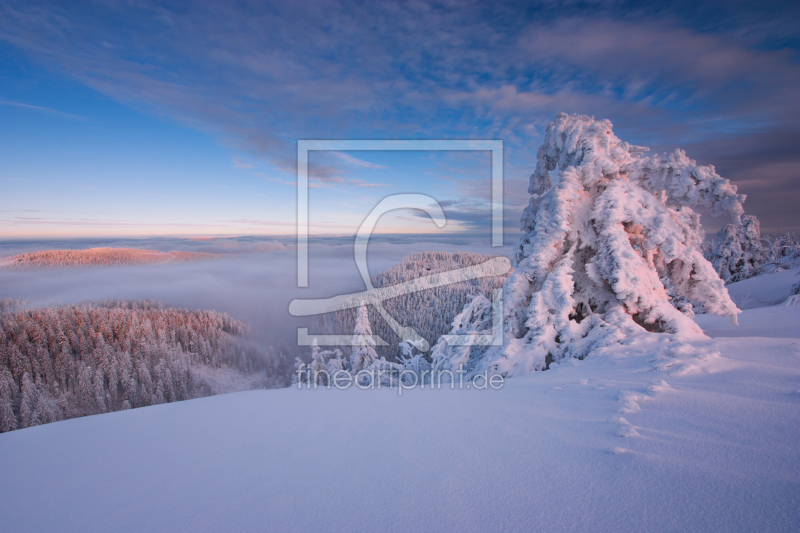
[[707, 215, 765, 283], [398, 341, 431, 377], [430, 294, 494, 379], [705, 218, 800, 283], [442, 113, 744, 377], [19, 373, 43, 428], [325, 349, 346, 375], [309, 339, 329, 386], [292, 357, 306, 386], [33, 386, 58, 426], [94, 368, 108, 412], [350, 302, 378, 374], [0, 368, 17, 432]]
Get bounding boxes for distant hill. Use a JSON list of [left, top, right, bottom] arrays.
[[0, 247, 222, 270]]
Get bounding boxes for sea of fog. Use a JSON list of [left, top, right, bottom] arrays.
[[0, 235, 514, 351]]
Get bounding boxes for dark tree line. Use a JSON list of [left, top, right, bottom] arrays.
[[0, 300, 286, 433]]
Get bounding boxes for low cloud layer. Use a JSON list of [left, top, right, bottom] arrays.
[[0, 237, 514, 355]]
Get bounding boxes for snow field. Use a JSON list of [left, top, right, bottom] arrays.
[[1, 307, 797, 532]]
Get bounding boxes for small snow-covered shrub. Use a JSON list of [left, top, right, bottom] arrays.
[[435, 113, 744, 377]]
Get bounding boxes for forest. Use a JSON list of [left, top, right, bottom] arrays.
[[0, 247, 221, 269], [314, 250, 508, 362], [0, 299, 286, 432]]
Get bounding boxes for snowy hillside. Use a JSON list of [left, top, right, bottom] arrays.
[[0, 247, 222, 269], [0, 303, 797, 532]]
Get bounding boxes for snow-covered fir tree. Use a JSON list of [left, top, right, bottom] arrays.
[[704, 216, 800, 283], [309, 339, 330, 386], [350, 302, 379, 375], [325, 349, 346, 375], [398, 340, 431, 376], [435, 113, 744, 377], [430, 294, 495, 379], [0, 368, 17, 432], [707, 215, 765, 283], [291, 358, 307, 386]]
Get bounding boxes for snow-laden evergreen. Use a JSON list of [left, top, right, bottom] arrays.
[[297, 304, 414, 387], [350, 302, 379, 376], [429, 294, 494, 378], [308, 340, 328, 386], [436, 113, 745, 377], [707, 215, 765, 283], [704, 216, 800, 283]]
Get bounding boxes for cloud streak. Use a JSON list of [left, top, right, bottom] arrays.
[[0, 99, 86, 120]]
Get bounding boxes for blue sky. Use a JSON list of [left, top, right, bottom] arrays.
[[0, 0, 798, 238]]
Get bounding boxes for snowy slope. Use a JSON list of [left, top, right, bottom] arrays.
[[1, 305, 798, 532], [723, 266, 800, 309], [694, 266, 799, 338], [695, 305, 800, 338]]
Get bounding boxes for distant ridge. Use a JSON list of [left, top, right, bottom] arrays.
[[0, 247, 222, 270]]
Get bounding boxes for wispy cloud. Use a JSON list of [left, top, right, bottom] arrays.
[[266, 176, 393, 189], [0, 99, 86, 120], [331, 152, 387, 169], [231, 157, 253, 169]]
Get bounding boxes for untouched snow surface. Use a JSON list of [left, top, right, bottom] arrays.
[[723, 267, 800, 309], [694, 266, 800, 338], [1, 303, 798, 532]]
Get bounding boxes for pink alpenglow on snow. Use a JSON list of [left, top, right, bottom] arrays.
[[433, 114, 744, 378]]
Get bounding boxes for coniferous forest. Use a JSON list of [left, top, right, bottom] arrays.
[[0, 299, 286, 432]]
